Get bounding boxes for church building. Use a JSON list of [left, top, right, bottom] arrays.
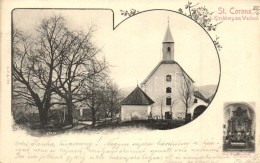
[[121, 22, 208, 122]]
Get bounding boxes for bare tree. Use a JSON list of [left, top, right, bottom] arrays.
[[177, 70, 194, 123], [13, 14, 125, 129], [84, 78, 123, 123], [47, 21, 108, 124], [12, 15, 108, 125], [156, 95, 177, 120], [12, 26, 57, 125], [157, 96, 164, 119], [82, 60, 108, 127], [102, 81, 123, 119]]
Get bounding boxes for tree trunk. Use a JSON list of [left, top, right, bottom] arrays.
[[66, 93, 74, 125], [185, 103, 188, 123], [38, 106, 48, 125], [110, 108, 113, 119], [91, 109, 96, 127], [42, 90, 52, 124], [26, 85, 49, 125]]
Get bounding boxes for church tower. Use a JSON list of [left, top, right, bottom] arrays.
[[162, 22, 174, 61]]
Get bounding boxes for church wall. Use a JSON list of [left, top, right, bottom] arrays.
[[151, 102, 185, 119], [141, 63, 194, 119], [121, 105, 149, 122], [188, 98, 208, 118]]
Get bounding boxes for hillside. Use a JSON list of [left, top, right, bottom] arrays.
[[196, 85, 218, 99]]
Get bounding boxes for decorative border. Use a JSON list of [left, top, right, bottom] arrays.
[[120, 2, 223, 51], [120, 9, 139, 17], [178, 2, 222, 51]]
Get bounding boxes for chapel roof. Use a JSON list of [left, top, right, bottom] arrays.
[[194, 91, 208, 102], [121, 86, 155, 105]]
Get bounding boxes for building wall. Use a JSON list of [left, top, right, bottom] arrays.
[[188, 98, 208, 118], [141, 63, 194, 119], [162, 43, 174, 60], [121, 105, 150, 121]]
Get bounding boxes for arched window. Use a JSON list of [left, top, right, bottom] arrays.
[[166, 75, 171, 82], [166, 97, 171, 106], [166, 87, 172, 93], [167, 47, 171, 52]]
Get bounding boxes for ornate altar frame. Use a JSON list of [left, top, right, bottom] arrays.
[[226, 107, 252, 147]]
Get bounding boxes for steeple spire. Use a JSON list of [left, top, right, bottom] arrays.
[[163, 22, 174, 43], [162, 19, 175, 61]]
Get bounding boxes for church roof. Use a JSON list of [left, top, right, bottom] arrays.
[[141, 60, 194, 85], [194, 91, 208, 102], [163, 25, 174, 43], [207, 94, 214, 103], [121, 86, 155, 105]]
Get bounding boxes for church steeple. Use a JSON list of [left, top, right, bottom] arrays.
[[162, 20, 174, 61]]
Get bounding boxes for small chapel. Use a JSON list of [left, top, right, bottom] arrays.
[[121, 22, 208, 122]]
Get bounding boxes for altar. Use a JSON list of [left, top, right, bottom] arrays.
[[223, 103, 255, 151]]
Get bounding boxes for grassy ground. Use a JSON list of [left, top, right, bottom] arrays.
[[14, 119, 186, 136]]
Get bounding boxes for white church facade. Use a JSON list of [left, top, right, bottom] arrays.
[[121, 23, 208, 122]]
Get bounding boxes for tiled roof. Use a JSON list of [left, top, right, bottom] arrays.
[[194, 91, 208, 102], [121, 86, 155, 105]]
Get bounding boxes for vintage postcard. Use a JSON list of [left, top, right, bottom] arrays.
[[1, 0, 260, 162]]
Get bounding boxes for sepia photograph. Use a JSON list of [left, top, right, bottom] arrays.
[[1, 0, 260, 163], [12, 9, 220, 135], [223, 102, 255, 152]]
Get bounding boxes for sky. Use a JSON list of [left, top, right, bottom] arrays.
[[13, 9, 220, 89]]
